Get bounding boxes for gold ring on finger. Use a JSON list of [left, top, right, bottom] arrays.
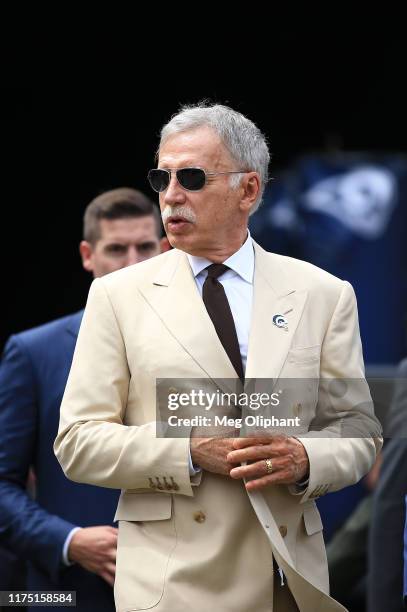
[[265, 459, 273, 474]]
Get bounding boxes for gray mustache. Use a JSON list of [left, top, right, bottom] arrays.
[[161, 206, 197, 224]]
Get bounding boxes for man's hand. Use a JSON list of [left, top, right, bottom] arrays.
[[227, 435, 309, 491], [68, 526, 118, 586], [190, 436, 239, 475]]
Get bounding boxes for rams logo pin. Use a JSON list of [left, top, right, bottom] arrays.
[[272, 314, 288, 331]]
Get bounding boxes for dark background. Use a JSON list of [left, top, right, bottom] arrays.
[[1, 12, 406, 348]]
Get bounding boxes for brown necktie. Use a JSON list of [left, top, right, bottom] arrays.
[[202, 264, 244, 381]]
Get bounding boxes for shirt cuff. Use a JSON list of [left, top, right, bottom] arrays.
[[62, 527, 81, 566], [289, 477, 309, 495], [296, 476, 309, 487], [189, 446, 202, 476]]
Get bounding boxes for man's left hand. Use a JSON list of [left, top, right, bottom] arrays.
[[227, 435, 309, 491]]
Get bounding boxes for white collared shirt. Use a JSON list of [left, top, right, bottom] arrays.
[[186, 233, 308, 491], [186, 231, 254, 372]]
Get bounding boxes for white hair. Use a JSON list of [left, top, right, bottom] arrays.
[[159, 102, 270, 214]]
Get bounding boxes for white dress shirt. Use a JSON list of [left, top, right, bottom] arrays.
[[186, 231, 308, 490], [62, 526, 80, 565], [187, 230, 254, 373], [185, 232, 254, 476]]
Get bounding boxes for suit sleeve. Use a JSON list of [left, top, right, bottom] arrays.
[[293, 281, 382, 502], [0, 336, 77, 582], [54, 278, 194, 496]]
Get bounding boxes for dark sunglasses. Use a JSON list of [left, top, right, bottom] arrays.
[[147, 167, 245, 193]]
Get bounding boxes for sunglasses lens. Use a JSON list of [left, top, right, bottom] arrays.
[[177, 168, 206, 191], [148, 169, 170, 192]]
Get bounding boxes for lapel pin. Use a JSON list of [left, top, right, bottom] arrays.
[[273, 314, 289, 332]]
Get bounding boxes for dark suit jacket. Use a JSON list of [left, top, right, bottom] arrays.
[[368, 358, 407, 612], [404, 495, 407, 603], [0, 312, 119, 611]]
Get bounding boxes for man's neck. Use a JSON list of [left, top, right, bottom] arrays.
[[186, 230, 249, 263]]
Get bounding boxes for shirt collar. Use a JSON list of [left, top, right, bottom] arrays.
[[186, 230, 254, 284]]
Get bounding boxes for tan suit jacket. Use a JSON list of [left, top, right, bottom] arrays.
[[54, 242, 381, 611]]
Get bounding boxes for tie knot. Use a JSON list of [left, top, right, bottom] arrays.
[[206, 263, 229, 280]]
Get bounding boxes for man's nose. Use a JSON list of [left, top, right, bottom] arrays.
[[162, 172, 186, 206], [125, 247, 141, 266]]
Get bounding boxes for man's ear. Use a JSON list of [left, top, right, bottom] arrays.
[[160, 236, 172, 252], [239, 172, 260, 214], [79, 240, 95, 272]]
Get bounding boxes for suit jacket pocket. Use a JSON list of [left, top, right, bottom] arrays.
[[114, 491, 172, 522], [287, 345, 321, 365], [114, 493, 176, 611]]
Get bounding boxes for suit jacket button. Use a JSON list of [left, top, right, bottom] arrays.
[[170, 477, 179, 491], [193, 511, 206, 523], [279, 525, 288, 537], [163, 477, 173, 490]]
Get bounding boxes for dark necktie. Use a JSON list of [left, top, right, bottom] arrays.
[[202, 264, 244, 381]]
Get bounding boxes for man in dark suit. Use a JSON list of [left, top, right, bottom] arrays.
[[368, 357, 407, 612], [404, 498, 407, 605], [0, 187, 168, 611]]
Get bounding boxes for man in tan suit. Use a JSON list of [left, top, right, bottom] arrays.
[[55, 104, 382, 611]]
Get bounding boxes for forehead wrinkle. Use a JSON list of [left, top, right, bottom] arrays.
[[158, 149, 235, 172], [158, 128, 234, 171], [158, 145, 216, 169], [98, 219, 157, 244], [103, 234, 154, 244], [158, 155, 205, 169]]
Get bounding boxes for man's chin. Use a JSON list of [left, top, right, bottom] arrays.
[[167, 235, 186, 249], [166, 224, 194, 246], [166, 234, 195, 254]]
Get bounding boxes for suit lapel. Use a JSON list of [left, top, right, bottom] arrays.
[[245, 243, 307, 382], [65, 310, 84, 339], [139, 244, 307, 389], [139, 250, 239, 393], [64, 310, 84, 364]]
